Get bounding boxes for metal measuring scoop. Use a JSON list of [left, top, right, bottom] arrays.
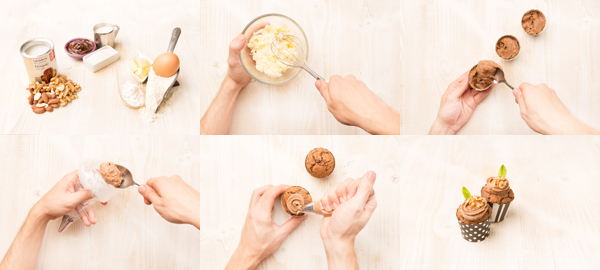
[[154, 27, 181, 113], [271, 34, 326, 81], [58, 164, 139, 232], [474, 69, 514, 91]]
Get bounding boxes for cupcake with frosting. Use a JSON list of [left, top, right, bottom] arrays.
[[481, 165, 515, 222], [456, 187, 492, 242]]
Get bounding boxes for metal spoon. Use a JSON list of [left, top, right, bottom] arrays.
[[115, 164, 139, 189], [474, 69, 514, 91], [58, 164, 138, 232]]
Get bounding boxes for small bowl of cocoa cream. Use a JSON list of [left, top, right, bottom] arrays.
[[64, 38, 96, 59], [495, 35, 520, 60], [522, 9, 546, 35]]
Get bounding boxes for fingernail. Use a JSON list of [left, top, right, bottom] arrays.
[[325, 204, 332, 212], [316, 80, 321, 88], [332, 203, 338, 209], [367, 171, 376, 181], [339, 197, 345, 204], [138, 185, 145, 194], [237, 34, 245, 42]]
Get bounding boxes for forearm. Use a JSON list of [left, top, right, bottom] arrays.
[[324, 239, 359, 270], [0, 207, 49, 270], [224, 247, 261, 270], [564, 118, 600, 135], [429, 118, 457, 135], [200, 76, 245, 135], [363, 105, 401, 135]]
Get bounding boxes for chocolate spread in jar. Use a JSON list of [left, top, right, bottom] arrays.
[[66, 39, 94, 55]]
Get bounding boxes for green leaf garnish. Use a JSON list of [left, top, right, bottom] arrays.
[[498, 164, 507, 178], [462, 186, 471, 200]]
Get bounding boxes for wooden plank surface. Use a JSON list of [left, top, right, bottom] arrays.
[[199, 0, 600, 134], [0, 0, 201, 135], [0, 136, 200, 270], [200, 136, 600, 269]]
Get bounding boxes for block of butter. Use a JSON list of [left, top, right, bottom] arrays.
[[83, 45, 119, 72]]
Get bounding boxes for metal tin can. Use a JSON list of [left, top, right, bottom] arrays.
[[20, 38, 58, 83]]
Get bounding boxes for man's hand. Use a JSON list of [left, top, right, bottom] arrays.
[[226, 22, 268, 88], [319, 171, 378, 270], [513, 82, 600, 135], [315, 76, 400, 135], [225, 185, 307, 270], [200, 22, 269, 135], [1, 171, 96, 270], [429, 72, 493, 135], [138, 175, 200, 229], [32, 170, 96, 226]]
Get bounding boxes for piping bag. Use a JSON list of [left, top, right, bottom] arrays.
[[302, 191, 375, 217]]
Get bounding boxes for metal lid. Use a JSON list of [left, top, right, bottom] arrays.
[[20, 38, 54, 58]]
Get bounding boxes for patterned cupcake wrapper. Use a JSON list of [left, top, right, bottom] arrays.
[[489, 202, 511, 223], [458, 219, 490, 243]]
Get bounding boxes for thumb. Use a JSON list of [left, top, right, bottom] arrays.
[[278, 215, 307, 238], [355, 171, 376, 203], [139, 184, 161, 205], [229, 34, 246, 55], [69, 189, 93, 205], [315, 80, 331, 103]]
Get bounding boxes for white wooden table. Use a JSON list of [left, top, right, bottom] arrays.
[[200, 136, 600, 269], [200, 0, 600, 134], [0, 136, 200, 270], [0, 0, 201, 135]]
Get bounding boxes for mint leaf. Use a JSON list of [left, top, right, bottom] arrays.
[[462, 186, 471, 200], [498, 164, 507, 178]]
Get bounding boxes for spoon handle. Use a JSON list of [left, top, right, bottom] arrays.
[[504, 81, 514, 90], [167, 27, 181, 53]]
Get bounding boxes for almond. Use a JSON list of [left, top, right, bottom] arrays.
[[41, 93, 49, 103], [28, 94, 34, 105], [34, 92, 41, 101], [48, 99, 59, 105], [33, 107, 45, 114], [45, 106, 53, 112], [50, 103, 59, 108]]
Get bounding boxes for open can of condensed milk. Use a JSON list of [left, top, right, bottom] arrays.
[[20, 38, 58, 83]]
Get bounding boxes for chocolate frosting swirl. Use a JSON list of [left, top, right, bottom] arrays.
[[481, 176, 514, 204], [286, 194, 305, 215], [456, 196, 491, 224]]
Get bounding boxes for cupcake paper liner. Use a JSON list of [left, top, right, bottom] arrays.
[[458, 219, 490, 242], [489, 202, 511, 223]]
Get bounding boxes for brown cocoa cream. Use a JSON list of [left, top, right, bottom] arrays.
[[496, 35, 520, 60], [67, 39, 94, 55], [522, 10, 546, 35]]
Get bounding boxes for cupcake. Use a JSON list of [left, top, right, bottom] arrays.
[[481, 165, 515, 223], [282, 186, 312, 216], [456, 187, 492, 243]]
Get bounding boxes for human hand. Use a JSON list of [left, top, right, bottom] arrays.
[[320, 171, 377, 246], [226, 185, 307, 270], [32, 171, 96, 226], [513, 83, 600, 135], [315, 76, 400, 134], [429, 71, 494, 135], [226, 22, 269, 88], [138, 175, 200, 229]]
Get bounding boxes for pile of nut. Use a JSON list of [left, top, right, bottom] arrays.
[[27, 75, 82, 114]]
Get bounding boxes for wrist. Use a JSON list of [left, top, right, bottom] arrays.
[[429, 118, 457, 135], [228, 245, 261, 270], [224, 74, 248, 92], [364, 104, 401, 135], [323, 238, 356, 269], [28, 204, 51, 225], [30, 202, 51, 224]]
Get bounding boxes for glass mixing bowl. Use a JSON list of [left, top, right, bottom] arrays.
[[239, 13, 308, 85]]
